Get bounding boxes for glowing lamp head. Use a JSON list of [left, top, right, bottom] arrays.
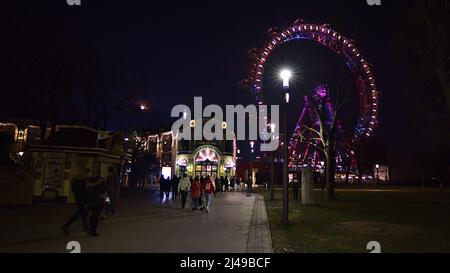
[[270, 123, 276, 132], [280, 69, 292, 88], [250, 141, 255, 149], [375, 164, 380, 169]]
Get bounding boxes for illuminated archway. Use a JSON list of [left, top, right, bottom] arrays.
[[193, 145, 222, 178]]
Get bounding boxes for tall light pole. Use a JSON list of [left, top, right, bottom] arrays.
[[250, 141, 255, 184], [375, 164, 380, 189], [280, 69, 291, 225], [248, 141, 255, 196]]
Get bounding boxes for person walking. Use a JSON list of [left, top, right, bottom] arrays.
[[172, 176, 180, 200], [86, 171, 107, 237], [224, 177, 230, 192], [159, 175, 166, 199], [246, 177, 253, 196], [165, 176, 172, 200], [204, 176, 216, 213], [61, 168, 91, 235], [178, 174, 191, 210], [199, 176, 206, 210], [215, 176, 222, 195], [191, 177, 201, 210], [230, 177, 235, 192], [105, 166, 119, 216]]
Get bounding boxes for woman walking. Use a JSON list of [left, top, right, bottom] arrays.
[[191, 176, 201, 211], [204, 176, 216, 213]]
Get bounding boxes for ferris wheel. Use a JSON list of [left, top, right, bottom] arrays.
[[244, 19, 380, 166]]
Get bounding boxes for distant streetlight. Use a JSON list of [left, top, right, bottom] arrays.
[[375, 164, 380, 188], [18, 152, 24, 157]]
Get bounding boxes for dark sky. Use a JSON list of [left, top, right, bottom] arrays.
[[0, 0, 445, 161]]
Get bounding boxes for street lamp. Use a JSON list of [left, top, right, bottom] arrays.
[[281, 70, 292, 89], [250, 141, 255, 179], [248, 141, 255, 196], [375, 164, 380, 188], [280, 69, 291, 225]]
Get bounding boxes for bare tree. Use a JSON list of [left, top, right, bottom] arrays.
[[402, 0, 450, 114], [300, 83, 351, 200], [66, 58, 144, 131]]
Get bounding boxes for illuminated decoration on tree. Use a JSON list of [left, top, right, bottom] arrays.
[[244, 19, 380, 149], [288, 85, 345, 167], [195, 149, 219, 163]]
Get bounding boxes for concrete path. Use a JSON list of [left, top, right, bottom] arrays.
[[0, 190, 272, 253]]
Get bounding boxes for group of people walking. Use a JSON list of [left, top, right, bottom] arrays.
[[159, 175, 181, 200], [61, 166, 119, 237], [160, 175, 246, 214], [214, 176, 243, 193]]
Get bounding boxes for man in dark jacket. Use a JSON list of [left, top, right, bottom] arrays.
[[165, 176, 172, 200], [105, 166, 119, 216], [61, 168, 91, 235], [172, 176, 180, 200], [159, 175, 165, 199], [86, 171, 107, 237]]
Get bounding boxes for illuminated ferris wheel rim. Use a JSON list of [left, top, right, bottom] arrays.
[[247, 20, 380, 142]]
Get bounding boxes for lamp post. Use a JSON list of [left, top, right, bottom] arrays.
[[280, 69, 291, 225], [375, 164, 380, 189], [248, 141, 255, 196], [250, 141, 255, 184]]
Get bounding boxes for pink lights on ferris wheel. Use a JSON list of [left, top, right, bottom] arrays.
[[246, 19, 380, 144]]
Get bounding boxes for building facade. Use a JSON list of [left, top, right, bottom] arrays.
[[1, 121, 124, 204], [143, 119, 237, 179]]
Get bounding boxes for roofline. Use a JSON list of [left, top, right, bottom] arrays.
[[27, 145, 121, 159]]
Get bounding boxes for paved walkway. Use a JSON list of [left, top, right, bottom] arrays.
[[0, 190, 272, 253]]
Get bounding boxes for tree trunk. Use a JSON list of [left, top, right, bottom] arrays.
[[325, 148, 337, 201]]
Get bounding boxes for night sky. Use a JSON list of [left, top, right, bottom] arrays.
[[1, 0, 447, 163]]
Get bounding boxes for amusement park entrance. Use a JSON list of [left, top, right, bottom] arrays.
[[194, 148, 220, 178]]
